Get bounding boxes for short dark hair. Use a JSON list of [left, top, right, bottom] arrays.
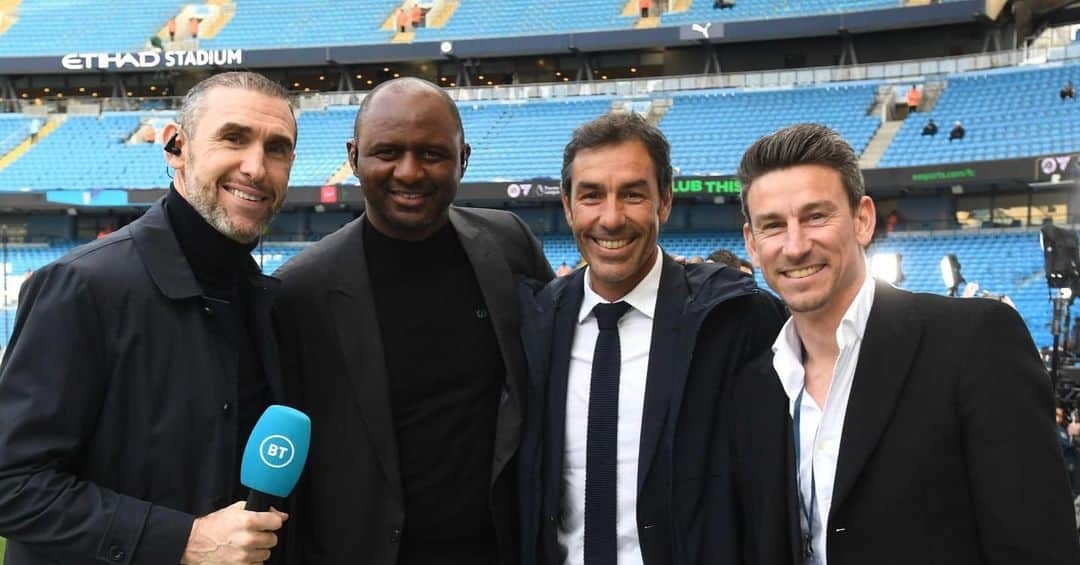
[[737, 123, 864, 223], [561, 111, 673, 197], [707, 248, 742, 269], [354, 77, 464, 142]]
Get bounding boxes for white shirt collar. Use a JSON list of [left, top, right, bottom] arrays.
[[772, 273, 877, 402], [579, 247, 663, 324]]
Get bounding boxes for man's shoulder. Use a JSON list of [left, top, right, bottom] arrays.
[[21, 231, 144, 302], [53, 229, 140, 279], [452, 205, 525, 234], [873, 282, 1013, 324], [275, 217, 362, 286], [521, 268, 577, 303], [683, 260, 774, 310]]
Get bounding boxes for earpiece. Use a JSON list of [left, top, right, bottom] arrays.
[[164, 132, 181, 156]]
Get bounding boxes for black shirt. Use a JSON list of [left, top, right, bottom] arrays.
[[164, 186, 271, 499], [363, 217, 503, 565]]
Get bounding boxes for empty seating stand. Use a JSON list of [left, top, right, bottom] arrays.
[[879, 62, 1080, 167], [0, 0, 178, 56], [0, 113, 169, 191], [661, 84, 879, 176]]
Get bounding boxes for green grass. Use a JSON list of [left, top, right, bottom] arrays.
[[1, 536, 6, 564]]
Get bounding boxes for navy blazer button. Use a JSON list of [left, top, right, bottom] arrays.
[[475, 307, 489, 319], [203, 305, 213, 316], [108, 545, 125, 561], [222, 402, 232, 414], [391, 528, 402, 543]]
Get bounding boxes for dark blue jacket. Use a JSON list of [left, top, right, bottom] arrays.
[[518, 254, 785, 565]]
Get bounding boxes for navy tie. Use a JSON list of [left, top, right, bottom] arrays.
[[585, 301, 631, 565]]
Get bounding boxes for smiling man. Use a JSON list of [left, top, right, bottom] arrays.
[[273, 77, 553, 565], [730, 123, 1080, 565], [0, 72, 295, 565], [517, 112, 783, 565]]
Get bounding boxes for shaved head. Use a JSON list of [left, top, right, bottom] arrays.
[[353, 77, 464, 142]]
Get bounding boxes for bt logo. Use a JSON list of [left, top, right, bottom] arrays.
[[259, 434, 297, 469]]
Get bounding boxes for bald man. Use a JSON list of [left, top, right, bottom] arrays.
[[274, 78, 554, 565]]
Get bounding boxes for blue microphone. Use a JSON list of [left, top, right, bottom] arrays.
[[241, 405, 311, 511]]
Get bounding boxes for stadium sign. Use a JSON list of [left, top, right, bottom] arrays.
[[505, 182, 561, 199], [1035, 154, 1079, 182], [59, 49, 243, 71], [673, 176, 741, 195], [909, 167, 976, 183]]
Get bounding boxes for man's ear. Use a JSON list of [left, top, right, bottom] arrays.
[[854, 195, 877, 248], [561, 188, 574, 230], [743, 222, 761, 269], [346, 140, 359, 177], [460, 143, 472, 179], [162, 123, 184, 169]]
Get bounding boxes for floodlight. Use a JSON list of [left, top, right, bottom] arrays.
[[871, 253, 904, 285], [940, 254, 963, 295]]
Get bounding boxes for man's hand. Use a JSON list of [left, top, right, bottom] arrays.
[[180, 501, 288, 564]]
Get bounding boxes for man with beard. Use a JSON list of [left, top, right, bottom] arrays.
[[731, 123, 1079, 565], [274, 77, 553, 565], [0, 71, 295, 565]]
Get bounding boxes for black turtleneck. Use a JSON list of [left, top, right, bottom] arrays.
[[363, 217, 503, 565], [163, 186, 271, 500], [164, 186, 258, 299]]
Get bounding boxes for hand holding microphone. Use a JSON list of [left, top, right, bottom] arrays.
[[181, 405, 311, 564]]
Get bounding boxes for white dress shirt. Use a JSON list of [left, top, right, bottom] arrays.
[[772, 274, 876, 565], [558, 249, 663, 565]]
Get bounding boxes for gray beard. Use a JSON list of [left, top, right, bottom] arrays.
[[184, 181, 260, 244]]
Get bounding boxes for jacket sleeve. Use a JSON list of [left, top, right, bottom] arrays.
[[739, 290, 786, 367], [960, 300, 1080, 564], [0, 263, 193, 564]]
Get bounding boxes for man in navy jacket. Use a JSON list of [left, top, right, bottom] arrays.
[[518, 112, 783, 565]]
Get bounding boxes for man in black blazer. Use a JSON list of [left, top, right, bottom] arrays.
[[0, 72, 294, 565], [518, 112, 783, 565], [732, 123, 1080, 565], [274, 78, 553, 565]]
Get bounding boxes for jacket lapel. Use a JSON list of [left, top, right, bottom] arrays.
[[449, 209, 525, 485], [830, 282, 922, 512], [637, 255, 689, 493], [329, 217, 403, 501], [545, 270, 585, 518]]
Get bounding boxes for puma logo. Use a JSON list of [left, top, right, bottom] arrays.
[[691, 22, 711, 39]]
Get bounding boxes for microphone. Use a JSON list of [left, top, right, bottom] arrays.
[[241, 405, 311, 511]]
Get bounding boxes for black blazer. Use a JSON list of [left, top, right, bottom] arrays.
[[729, 281, 1080, 565], [273, 207, 553, 565], [519, 255, 785, 565]]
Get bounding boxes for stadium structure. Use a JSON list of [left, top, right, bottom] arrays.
[[0, 0, 1075, 356]]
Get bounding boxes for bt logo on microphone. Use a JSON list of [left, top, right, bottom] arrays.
[[259, 434, 297, 469]]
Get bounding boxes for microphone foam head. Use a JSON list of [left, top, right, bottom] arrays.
[[241, 405, 311, 498]]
